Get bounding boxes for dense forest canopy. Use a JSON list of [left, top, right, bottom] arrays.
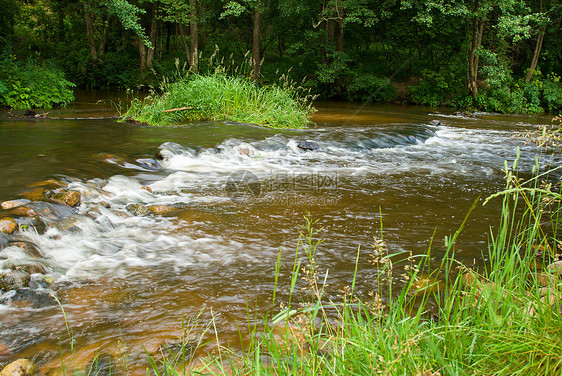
[[0, 0, 561, 113]]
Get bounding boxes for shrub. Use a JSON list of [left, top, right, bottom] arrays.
[[0, 55, 75, 109]]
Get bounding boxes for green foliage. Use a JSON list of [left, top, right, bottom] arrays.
[[346, 74, 396, 102], [120, 70, 316, 128], [409, 66, 467, 107], [542, 74, 562, 113], [0, 55, 75, 109]]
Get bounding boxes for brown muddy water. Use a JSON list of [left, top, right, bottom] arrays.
[[0, 92, 555, 374]]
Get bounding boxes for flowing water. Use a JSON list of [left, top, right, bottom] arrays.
[[0, 93, 555, 373]]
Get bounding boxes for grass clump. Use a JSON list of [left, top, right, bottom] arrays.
[[120, 71, 316, 128]]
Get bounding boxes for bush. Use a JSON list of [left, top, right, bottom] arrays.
[[0, 55, 75, 109]]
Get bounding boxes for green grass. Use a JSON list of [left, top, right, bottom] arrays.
[[119, 71, 316, 128]]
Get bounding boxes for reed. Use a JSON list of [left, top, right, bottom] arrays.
[[120, 70, 315, 129]]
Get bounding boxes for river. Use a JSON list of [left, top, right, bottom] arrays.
[[0, 92, 554, 374]]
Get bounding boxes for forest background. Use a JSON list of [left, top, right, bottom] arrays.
[[0, 0, 561, 113]]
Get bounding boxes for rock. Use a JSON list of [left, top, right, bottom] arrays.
[[12, 216, 47, 234], [17, 262, 48, 275], [49, 191, 81, 207], [19, 188, 49, 202], [26, 179, 67, 189], [28, 274, 54, 289], [0, 233, 8, 249], [0, 270, 31, 291], [137, 158, 159, 170], [0, 342, 11, 358], [5, 206, 38, 217], [8, 241, 43, 258], [296, 140, 320, 151], [141, 186, 153, 193], [0, 200, 29, 210], [23, 109, 36, 117], [0, 218, 17, 234], [429, 120, 442, 126], [547, 260, 562, 276], [26, 202, 76, 221], [99, 201, 111, 208], [0, 359, 35, 376], [148, 205, 180, 216], [126, 204, 150, 216], [0, 288, 58, 308]]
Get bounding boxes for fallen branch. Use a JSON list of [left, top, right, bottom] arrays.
[[162, 106, 192, 113]]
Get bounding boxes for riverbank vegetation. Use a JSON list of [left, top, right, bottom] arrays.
[[120, 69, 315, 128], [0, 56, 75, 109], [2, 0, 562, 113]]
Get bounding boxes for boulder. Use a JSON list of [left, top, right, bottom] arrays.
[[0, 218, 17, 234], [0, 270, 31, 291], [296, 140, 320, 151], [0, 359, 35, 376], [49, 191, 81, 207], [0, 200, 29, 210]]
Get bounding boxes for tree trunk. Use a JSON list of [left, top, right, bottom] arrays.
[[467, 16, 484, 97], [83, 0, 98, 61], [335, 8, 344, 53], [526, 27, 545, 82], [179, 23, 191, 64], [146, 5, 158, 69], [189, 0, 198, 72], [251, 7, 262, 82], [138, 37, 147, 73], [526, 0, 545, 83], [98, 16, 110, 61]]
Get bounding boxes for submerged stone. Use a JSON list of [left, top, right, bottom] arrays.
[[0, 359, 35, 376], [0, 288, 58, 308], [148, 205, 180, 216], [126, 204, 151, 216], [0, 270, 30, 291], [296, 140, 320, 151], [8, 240, 43, 258], [0, 218, 17, 234]]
